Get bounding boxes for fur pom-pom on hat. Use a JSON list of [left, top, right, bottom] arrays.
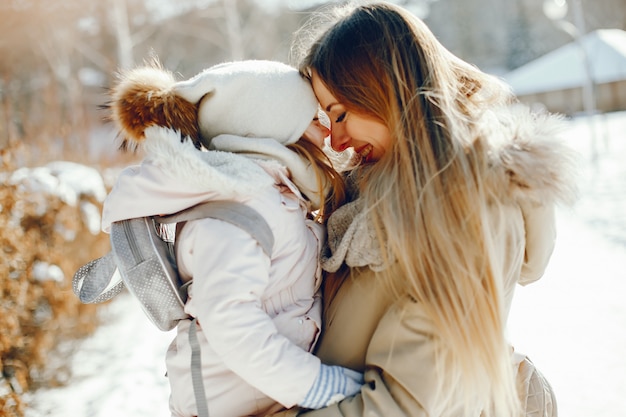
[[108, 64, 201, 150]]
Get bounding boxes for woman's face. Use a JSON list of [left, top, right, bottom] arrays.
[[311, 71, 392, 163]]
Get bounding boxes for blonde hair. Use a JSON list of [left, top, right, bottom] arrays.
[[299, 2, 519, 415], [288, 138, 346, 222]]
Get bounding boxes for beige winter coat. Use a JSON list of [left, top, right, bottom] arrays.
[[268, 107, 576, 417], [271, 206, 557, 417]]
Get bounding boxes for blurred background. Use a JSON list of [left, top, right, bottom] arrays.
[[1, 0, 625, 165], [1, 1, 625, 416]]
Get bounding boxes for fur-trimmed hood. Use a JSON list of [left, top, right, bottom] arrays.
[[101, 126, 309, 232], [321, 105, 580, 274], [486, 105, 579, 206]]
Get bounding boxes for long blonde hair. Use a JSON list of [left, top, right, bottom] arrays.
[[299, 2, 519, 415]]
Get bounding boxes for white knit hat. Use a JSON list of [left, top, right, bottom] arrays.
[[173, 60, 318, 147]]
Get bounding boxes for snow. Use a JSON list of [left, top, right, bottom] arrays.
[[503, 29, 626, 96], [24, 292, 174, 417], [7, 161, 107, 208], [22, 112, 626, 417], [5, 161, 106, 238], [507, 111, 626, 417], [32, 262, 65, 283]]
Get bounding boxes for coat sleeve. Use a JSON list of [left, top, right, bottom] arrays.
[[180, 218, 320, 408], [273, 300, 445, 417], [519, 201, 557, 285]]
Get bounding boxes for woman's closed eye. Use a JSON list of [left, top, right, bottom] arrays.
[[335, 112, 347, 123]]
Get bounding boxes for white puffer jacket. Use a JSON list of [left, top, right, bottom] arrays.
[[102, 126, 325, 417]]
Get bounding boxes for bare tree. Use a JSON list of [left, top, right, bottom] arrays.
[[1, 0, 623, 161], [110, 0, 135, 70], [224, 0, 245, 60], [0, 1, 93, 156]]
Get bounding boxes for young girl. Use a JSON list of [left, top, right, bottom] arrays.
[[274, 2, 578, 416], [101, 60, 362, 417]]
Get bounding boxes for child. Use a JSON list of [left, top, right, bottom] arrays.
[[101, 60, 362, 417]]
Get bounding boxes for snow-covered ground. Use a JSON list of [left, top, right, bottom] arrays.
[[23, 112, 626, 417], [508, 111, 626, 417]]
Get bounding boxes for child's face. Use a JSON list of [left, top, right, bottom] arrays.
[[302, 117, 330, 148]]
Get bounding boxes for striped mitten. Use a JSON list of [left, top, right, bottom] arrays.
[[298, 364, 364, 409]]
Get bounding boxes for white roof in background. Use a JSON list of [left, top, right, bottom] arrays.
[[503, 29, 626, 96]]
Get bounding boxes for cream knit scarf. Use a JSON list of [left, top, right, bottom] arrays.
[[321, 172, 388, 273]]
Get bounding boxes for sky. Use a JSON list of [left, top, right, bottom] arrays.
[[144, 0, 433, 18], [17, 111, 626, 416]]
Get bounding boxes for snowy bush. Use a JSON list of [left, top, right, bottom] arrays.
[[0, 161, 110, 416]]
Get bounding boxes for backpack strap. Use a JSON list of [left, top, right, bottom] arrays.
[[189, 318, 210, 417], [154, 201, 274, 257], [155, 201, 274, 417]]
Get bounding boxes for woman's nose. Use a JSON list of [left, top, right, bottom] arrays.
[[330, 124, 351, 152]]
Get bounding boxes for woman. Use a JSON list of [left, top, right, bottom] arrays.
[[275, 2, 578, 416]]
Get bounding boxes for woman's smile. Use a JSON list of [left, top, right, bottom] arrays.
[[310, 71, 392, 163], [356, 143, 374, 163]]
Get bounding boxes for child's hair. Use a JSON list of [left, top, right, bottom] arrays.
[[288, 138, 345, 221]]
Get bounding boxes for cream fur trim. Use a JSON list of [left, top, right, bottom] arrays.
[[211, 134, 326, 210], [142, 126, 274, 197], [322, 105, 580, 273]]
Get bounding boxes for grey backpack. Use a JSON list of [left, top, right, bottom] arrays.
[[73, 201, 274, 417], [72, 201, 274, 331]]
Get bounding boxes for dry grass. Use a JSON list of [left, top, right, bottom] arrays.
[[0, 145, 112, 416]]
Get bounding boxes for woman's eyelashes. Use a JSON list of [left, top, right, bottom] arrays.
[[335, 112, 347, 123]]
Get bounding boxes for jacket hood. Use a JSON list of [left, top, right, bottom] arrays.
[[486, 105, 580, 206], [320, 105, 580, 274], [101, 126, 275, 232]]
